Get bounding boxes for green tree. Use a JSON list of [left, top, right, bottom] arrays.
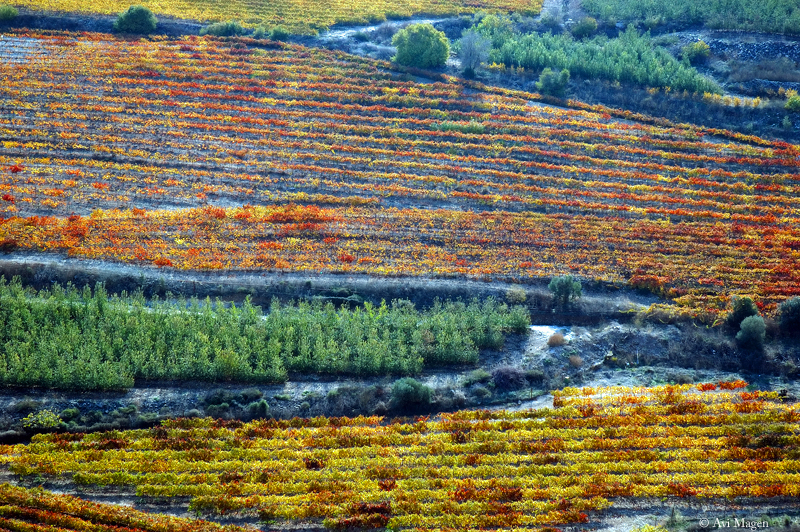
[[726, 296, 758, 329], [571, 16, 598, 39], [549, 275, 581, 308], [113, 5, 158, 34], [778, 297, 800, 336], [682, 40, 710, 65], [391, 377, 432, 410], [268, 26, 291, 41], [736, 315, 765, 351], [536, 67, 570, 97], [785, 90, 800, 113], [474, 13, 516, 48], [392, 23, 450, 68], [0, 4, 18, 20]]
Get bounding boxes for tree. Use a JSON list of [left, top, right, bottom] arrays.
[[736, 315, 765, 351], [571, 17, 598, 39], [682, 40, 710, 65], [778, 297, 800, 337], [391, 377, 432, 412], [785, 90, 800, 113], [458, 30, 491, 77], [113, 5, 157, 34], [392, 23, 450, 69], [726, 296, 758, 329], [536, 67, 570, 97], [474, 13, 516, 48], [549, 275, 581, 308], [0, 5, 18, 21]]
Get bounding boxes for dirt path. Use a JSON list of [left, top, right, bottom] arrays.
[[0, 253, 654, 319]]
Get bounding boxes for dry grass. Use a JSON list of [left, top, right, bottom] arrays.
[[728, 58, 800, 83], [548, 333, 566, 347]]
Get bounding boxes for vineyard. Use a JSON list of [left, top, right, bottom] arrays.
[[0, 483, 250, 532], [0, 32, 798, 317], [6, 0, 542, 33], [1, 382, 798, 530]]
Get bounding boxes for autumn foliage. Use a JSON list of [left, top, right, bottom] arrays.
[[4, 383, 799, 530], [0, 31, 798, 317]]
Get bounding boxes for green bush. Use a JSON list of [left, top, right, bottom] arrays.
[[726, 296, 759, 329], [736, 315, 765, 350], [113, 5, 157, 34], [785, 10, 800, 34], [682, 40, 710, 64], [0, 4, 18, 20], [474, 13, 516, 48], [536, 67, 570, 97], [392, 23, 450, 68], [200, 20, 245, 37], [778, 297, 800, 336], [785, 90, 800, 112], [252, 25, 290, 40], [22, 410, 62, 430], [205, 403, 230, 418], [60, 408, 80, 422], [506, 287, 527, 304], [463, 368, 492, 386], [548, 275, 582, 307], [240, 388, 263, 402], [247, 400, 270, 418], [571, 16, 598, 39], [391, 377, 432, 409], [269, 26, 291, 41]]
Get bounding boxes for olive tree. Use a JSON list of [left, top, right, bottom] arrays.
[[549, 275, 582, 308], [113, 5, 157, 34], [392, 23, 450, 68], [458, 29, 491, 77], [536, 67, 570, 97]]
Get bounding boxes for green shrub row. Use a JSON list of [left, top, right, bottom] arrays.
[[582, 0, 800, 34], [485, 24, 721, 94], [0, 278, 529, 390]]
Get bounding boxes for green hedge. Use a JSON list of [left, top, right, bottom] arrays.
[[0, 278, 529, 390]]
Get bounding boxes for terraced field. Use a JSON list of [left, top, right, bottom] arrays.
[[3, 382, 799, 530], [5, 0, 542, 33], [0, 31, 798, 317]]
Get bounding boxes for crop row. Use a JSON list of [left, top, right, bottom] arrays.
[[3, 204, 797, 317], [0, 483, 250, 532], [6, 384, 799, 530]]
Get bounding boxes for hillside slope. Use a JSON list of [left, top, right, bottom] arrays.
[[0, 32, 798, 316]]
